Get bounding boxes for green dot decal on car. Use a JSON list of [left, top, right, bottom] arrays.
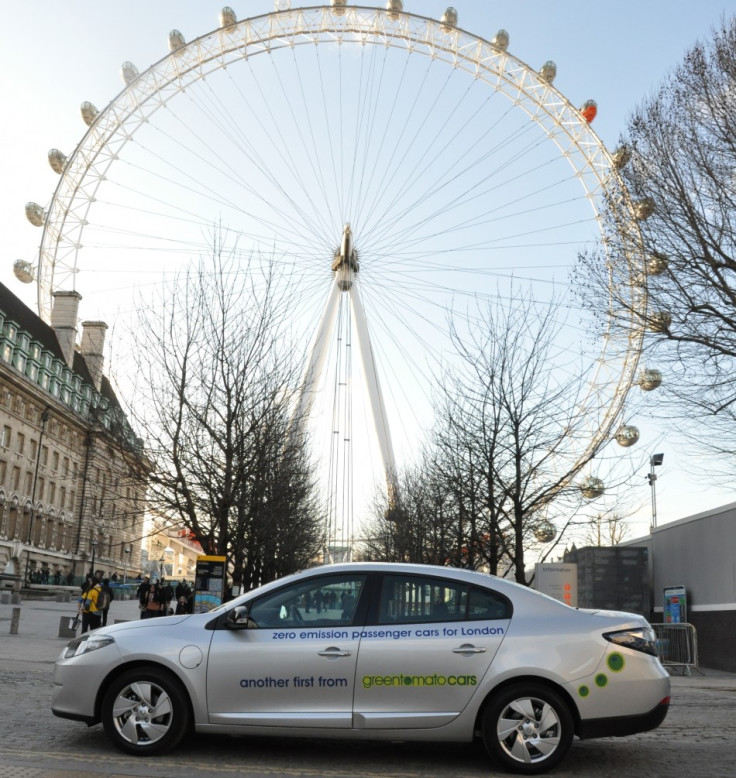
[[595, 674, 608, 688], [607, 652, 625, 672], [578, 685, 590, 698]]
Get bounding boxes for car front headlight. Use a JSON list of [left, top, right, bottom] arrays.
[[603, 627, 657, 656], [63, 634, 115, 659]]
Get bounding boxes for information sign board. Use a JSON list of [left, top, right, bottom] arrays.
[[193, 555, 227, 613], [663, 584, 687, 623], [534, 563, 578, 607]]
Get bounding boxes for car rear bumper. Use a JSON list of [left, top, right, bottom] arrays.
[[578, 696, 670, 739]]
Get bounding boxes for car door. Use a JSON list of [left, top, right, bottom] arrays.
[[353, 573, 510, 730], [207, 572, 367, 728]]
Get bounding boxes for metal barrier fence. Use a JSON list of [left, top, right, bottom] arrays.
[[651, 622, 700, 675]]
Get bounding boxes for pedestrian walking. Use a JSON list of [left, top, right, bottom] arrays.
[[78, 576, 103, 633], [98, 578, 114, 627]]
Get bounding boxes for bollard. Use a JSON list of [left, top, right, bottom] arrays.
[[58, 616, 78, 638], [10, 606, 20, 634]]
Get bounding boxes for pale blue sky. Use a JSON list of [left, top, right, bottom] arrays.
[[1, 1, 734, 537]]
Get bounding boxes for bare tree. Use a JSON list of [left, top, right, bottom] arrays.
[[123, 236, 322, 587], [580, 18, 736, 477], [360, 460, 459, 565], [427, 294, 622, 584], [581, 511, 630, 548]]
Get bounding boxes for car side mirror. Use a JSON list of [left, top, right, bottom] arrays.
[[226, 605, 254, 630]]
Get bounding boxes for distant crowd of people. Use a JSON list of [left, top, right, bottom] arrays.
[[74, 568, 195, 631], [136, 576, 193, 619]]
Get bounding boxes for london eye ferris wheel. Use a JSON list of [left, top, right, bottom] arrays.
[[17, 1, 655, 554]]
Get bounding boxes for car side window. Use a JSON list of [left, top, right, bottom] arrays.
[[248, 574, 366, 629], [468, 585, 512, 620], [378, 575, 467, 624]]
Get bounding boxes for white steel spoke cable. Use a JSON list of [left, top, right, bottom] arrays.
[[349, 48, 415, 230], [355, 50, 448, 234], [288, 46, 342, 231], [182, 74, 332, 247], [347, 44, 391, 225], [363, 125, 559, 254]]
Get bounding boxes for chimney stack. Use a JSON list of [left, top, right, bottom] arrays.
[[51, 291, 81, 367], [80, 321, 108, 391]]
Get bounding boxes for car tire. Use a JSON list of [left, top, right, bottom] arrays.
[[481, 682, 574, 775], [101, 667, 191, 755]]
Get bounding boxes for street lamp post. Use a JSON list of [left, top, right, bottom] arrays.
[[123, 545, 131, 584], [90, 538, 98, 580], [647, 453, 664, 530], [24, 407, 51, 586]]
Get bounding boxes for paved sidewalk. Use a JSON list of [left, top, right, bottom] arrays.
[[0, 593, 143, 663]]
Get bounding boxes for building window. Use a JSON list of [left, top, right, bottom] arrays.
[[24, 471, 32, 494], [12, 466, 20, 491], [15, 432, 25, 456], [52, 451, 59, 472], [41, 446, 48, 467], [1, 425, 11, 449]]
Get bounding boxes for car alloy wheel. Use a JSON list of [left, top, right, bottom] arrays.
[[482, 682, 574, 774], [101, 668, 190, 755]]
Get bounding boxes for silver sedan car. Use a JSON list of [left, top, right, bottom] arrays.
[[52, 562, 669, 774]]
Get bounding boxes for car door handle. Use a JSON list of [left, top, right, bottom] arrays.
[[452, 643, 487, 655], [318, 647, 352, 658]]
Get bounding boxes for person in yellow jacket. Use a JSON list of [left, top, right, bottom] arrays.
[[78, 576, 102, 633]]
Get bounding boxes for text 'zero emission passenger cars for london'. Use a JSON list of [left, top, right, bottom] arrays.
[[52, 562, 670, 774]]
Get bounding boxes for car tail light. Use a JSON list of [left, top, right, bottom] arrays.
[[603, 627, 657, 656]]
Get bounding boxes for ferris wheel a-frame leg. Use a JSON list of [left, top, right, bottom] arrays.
[[349, 283, 399, 504], [294, 274, 399, 509], [294, 280, 341, 424]]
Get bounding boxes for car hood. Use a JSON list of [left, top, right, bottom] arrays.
[[91, 613, 194, 637]]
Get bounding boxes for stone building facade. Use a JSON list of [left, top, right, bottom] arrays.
[[0, 282, 149, 586]]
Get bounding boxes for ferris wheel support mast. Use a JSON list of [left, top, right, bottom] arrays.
[[295, 224, 398, 503]]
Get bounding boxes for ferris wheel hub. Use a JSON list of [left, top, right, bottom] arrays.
[[332, 223, 359, 291]]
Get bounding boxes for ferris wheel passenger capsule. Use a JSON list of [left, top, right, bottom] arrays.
[[168, 30, 186, 52], [533, 520, 557, 543], [634, 197, 655, 221], [647, 251, 668, 275], [614, 425, 640, 447], [492, 29, 509, 51], [13, 259, 35, 284], [219, 7, 237, 26], [638, 369, 662, 391], [580, 99, 597, 123], [331, 0, 348, 14], [121, 61, 139, 86], [580, 476, 605, 500], [441, 7, 458, 30], [80, 101, 99, 127], [48, 148, 67, 175], [648, 311, 671, 333], [386, 0, 403, 18], [25, 202, 46, 227], [274, 1, 292, 10], [612, 144, 631, 168], [539, 61, 556, 84]]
